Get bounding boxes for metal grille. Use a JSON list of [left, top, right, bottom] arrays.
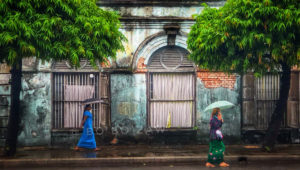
[[52, 72, 102, 129], [149, 73, 195, 128], [254, 74, 283, 129]]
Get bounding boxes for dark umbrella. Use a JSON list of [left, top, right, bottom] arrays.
[[81, 98, 103, 105]]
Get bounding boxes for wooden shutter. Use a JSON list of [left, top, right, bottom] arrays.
[[99, 72, 110, 127], [254, 74, 281, 129], [242, 73, 256, 129], [287, 71, 300, 128], [149, 73, 195, 128], [147, 46, 195, 128], [147, 46, 194, 71]]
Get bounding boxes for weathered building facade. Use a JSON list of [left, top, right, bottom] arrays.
[[0, 0, 299, 147]]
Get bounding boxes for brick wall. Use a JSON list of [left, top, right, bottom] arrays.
[[197, 71, 237, 89]]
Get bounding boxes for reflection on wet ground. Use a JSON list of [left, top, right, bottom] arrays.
[[1, 144, 300, 159]]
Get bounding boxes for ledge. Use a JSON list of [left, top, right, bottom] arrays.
[[97, 0, 225, 7], [120, 16, 194, 22]]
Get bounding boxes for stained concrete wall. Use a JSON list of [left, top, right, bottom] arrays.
[[17, 73, 52, 146], [195, 77, 241, 144], [109, 73, 241, 144], [0, 59, 53, 147], [102, 1, 225, 18], [104, 1, 242, 144], [110, 74, 147, 138]]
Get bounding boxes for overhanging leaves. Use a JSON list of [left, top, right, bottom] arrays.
[[0, 0, 126, 68], [188, 0, 299, 75]]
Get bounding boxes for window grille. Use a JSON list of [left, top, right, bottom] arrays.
[[147, 46, 196, 128], [148, 73, 195, 128], [52, 72, 110, 129]]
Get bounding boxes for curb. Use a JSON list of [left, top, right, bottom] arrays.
[[1, 155, 300, 168]]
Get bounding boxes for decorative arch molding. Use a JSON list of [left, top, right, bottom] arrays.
[[132, 31, 189, 71]]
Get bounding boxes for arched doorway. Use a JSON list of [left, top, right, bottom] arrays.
[[147, 46, 196, 129]]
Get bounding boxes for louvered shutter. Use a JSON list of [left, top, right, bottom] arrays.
[[147, 46, 194, 71]]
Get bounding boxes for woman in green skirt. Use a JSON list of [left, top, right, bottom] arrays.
[[206, 108, 229, 167]]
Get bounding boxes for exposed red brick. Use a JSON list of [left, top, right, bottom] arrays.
[[197, 71, 237, 89], [136, 57, 147, 73], [292, 66, 299, 71]]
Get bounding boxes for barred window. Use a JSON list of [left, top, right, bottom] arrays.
[[147, 46, 196, 128], [52, 61, 110, 129]]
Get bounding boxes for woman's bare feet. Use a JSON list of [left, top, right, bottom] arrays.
[[219, 162, 229, 167], [205, 162, 216, 167], [74, 146, 84, 151], [94, 147, 101, 151]]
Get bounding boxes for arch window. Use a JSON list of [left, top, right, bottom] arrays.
[[147, 46, 196, 128]]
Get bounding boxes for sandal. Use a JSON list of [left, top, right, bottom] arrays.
[[219, 162, 229, 167], [205, 162, 216, 167]]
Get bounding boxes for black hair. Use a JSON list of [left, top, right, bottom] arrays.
[[84, 104, 91, 110]]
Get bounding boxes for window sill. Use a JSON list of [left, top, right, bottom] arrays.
[[51, 129, 83, 133], [146, 128, 197, 134]]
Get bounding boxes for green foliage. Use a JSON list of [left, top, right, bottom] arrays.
[[188, 0, 299, 75], [0, 0, 125, 67]]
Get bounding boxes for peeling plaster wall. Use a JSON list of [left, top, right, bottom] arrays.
[[116, 29, 163, 68], [107, 2, 226, 68], [116, 24, 194, 68], [101, 1, 240, 144], [18, 73, 52, 146], [110, 74, 147, 137], [102, 1, 225, 18], [195, 76, 241, 144], [109, 73, 241, 144]]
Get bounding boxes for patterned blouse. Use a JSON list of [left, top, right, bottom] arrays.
[[209, 116, 223, 140]]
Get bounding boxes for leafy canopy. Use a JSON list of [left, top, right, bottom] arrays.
[[188, 0, 299, 76], [0, 0, 125, 67]]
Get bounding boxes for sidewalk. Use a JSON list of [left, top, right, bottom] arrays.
[[1, 144, 300, 168]]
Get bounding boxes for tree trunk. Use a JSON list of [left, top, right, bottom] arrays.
[[5, 58, 22, 156], [262, 62, 291, 151]]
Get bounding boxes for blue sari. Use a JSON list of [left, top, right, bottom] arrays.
[[77, 111, 96, 149]]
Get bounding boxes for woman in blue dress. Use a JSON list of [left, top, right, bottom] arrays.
[[75, 104, 100, 151]]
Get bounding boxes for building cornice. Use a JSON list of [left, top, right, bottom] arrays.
[[97, 0, 226, 7], [120, 16, 194, 22], [119, 17, 195, 29]]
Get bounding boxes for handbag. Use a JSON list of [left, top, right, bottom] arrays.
[[216, 129, 223, 139]]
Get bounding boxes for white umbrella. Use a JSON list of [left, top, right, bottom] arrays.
[[204, 101, 235, 113]]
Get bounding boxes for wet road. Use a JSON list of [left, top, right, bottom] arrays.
[[3, 161, 300, 170]]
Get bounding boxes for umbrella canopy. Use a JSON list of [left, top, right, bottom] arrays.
[[204, 101, 235, 113], [81, 98, 103, 105]]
